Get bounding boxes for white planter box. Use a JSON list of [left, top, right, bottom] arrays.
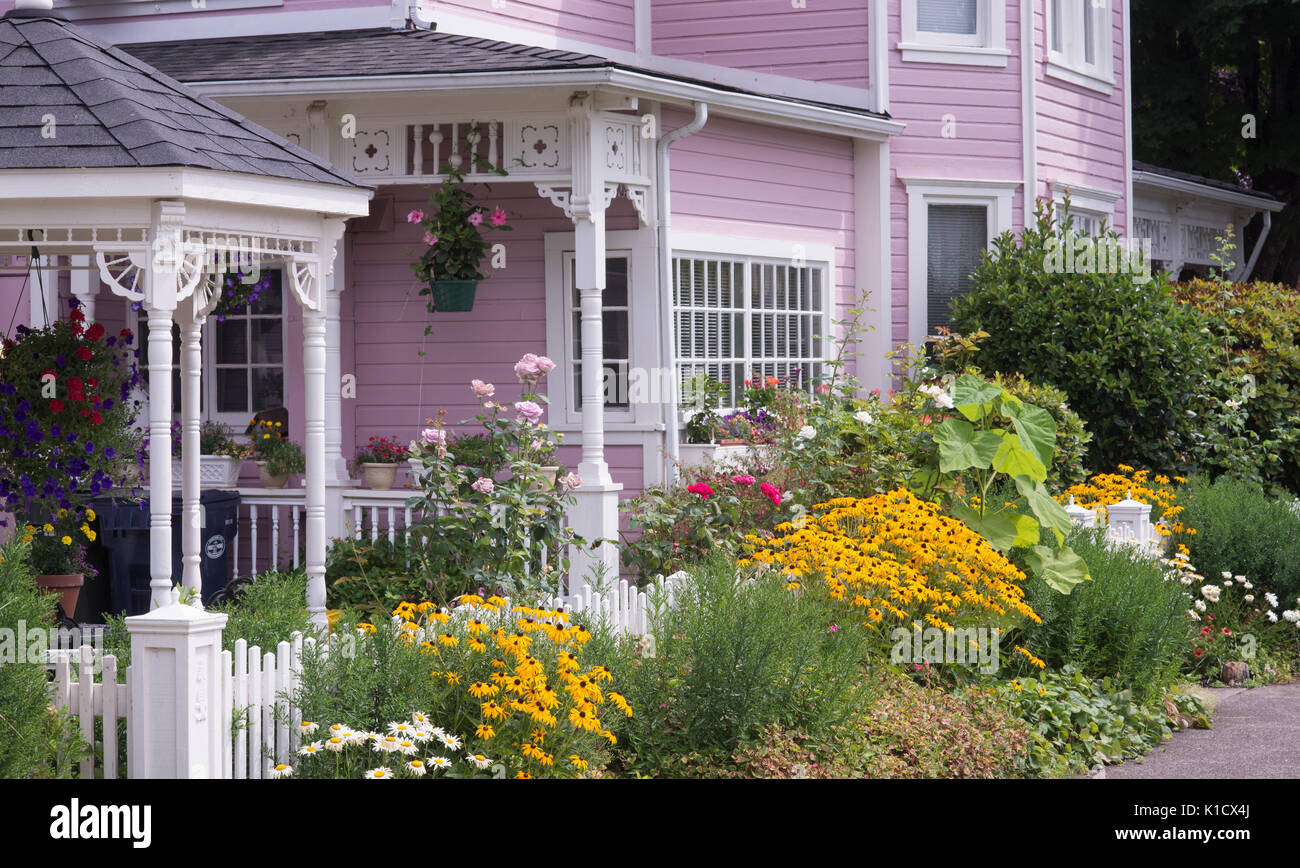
[[170, 455, 244, 488], [676, 443, 752, 470]]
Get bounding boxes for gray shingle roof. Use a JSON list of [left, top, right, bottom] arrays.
[[0, 9, 365, 187], [122, 27, 614, 83], [1133, 160, 1279, 203]]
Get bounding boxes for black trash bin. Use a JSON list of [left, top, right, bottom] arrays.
[[88, 489, 241, 617]]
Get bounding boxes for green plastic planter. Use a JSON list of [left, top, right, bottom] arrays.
[[429, 279, 478, 312]]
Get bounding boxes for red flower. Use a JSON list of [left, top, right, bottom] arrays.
[[76, 347, 93, 361], [759, 482, 781, 506], [70, 322, 83, 337], [49, 399, 64, 413], [120, 328, 133, 340], [1193, 648, 1205, 658], [686, 482, 714, 498], [69, 309, 85, 323], [1221, 628, 1232, 636], [1201, 626, 1212, 635], [91, 412, 103, 425], [85, 323, 105, 342], [68, 377, 83, 391], [87, 378, 98, 390]]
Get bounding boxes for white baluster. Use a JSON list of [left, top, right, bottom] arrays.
[[250, 504, 259, 578], [292, 505, 301, 570], [430, 128, 443, 173], [413, 124, 423, 176], [369, 506, 379, 542], [387, 507, 396, 544], [232, 514, 240, 580], [353, 505, 363, 540], [448, 122, 462, 171], [488, 121, 499, 168], [271, 505, 280, 571]]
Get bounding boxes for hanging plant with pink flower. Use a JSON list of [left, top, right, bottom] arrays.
[[408, 135, 511, 314]]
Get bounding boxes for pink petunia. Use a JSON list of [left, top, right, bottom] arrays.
[[407, 210, 425, 224], [467, 212, 484, 227], [731, 474, 755, 486], [489, 208, 508, 227], [686, 482, 714, 498], [514, 401, 544, 423]]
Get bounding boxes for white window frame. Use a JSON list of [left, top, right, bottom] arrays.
[[1049, 180, 1120, 235], [899, 0, 1010, 67], [52, 0, 281, 20], [131, 266, 290, 431], [1045, 0, 1115, 94], [667, 231, 836, 419], [543, 230, 658, 430], [903, 178, 1019, 347]]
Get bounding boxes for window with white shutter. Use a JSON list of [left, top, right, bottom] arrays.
[[672, 253, 827, 409]]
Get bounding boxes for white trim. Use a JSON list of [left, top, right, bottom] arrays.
[[854, 138, 892, 394], [900, 0, 1008, 66], [870, 0, 890, 113], [1021, 0, 1038, 211], [75, 6, 397, 43], [54, 0, 279, 20], [1044, 0, 1115, 93], [902, 177, 1018, 348], [1121, 0, 1133, 238], [1132, 172, 1286, 213], [544, 229, 658, 429], [190, 68, 903, 142], [634, 0, 651, 59], [424, 8, 876, 112]]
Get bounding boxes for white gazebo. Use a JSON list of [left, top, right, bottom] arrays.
[[0, 1, 372, 628]]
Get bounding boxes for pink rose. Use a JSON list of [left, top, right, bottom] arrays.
[[467, 212, 484, 227], [471, 379, 495, 398], [420, 428, 445, 445], [759, 482, 781, 506], [731, 474, 755, 486], [514, 353, 541, 379], [535, 355, 556, 374], [407, 210, 424, 224], [471, 477, 495, 494], [489, 208, 508, 227], [686, 482, 714, 498], [561, 472, 582, 491], [514, 401, 544, 423]]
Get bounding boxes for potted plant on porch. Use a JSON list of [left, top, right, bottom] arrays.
[[19, 516, 98, 618], [169, 420, 253, 488], [408, 141, 512, 313], [353, 435, 407, 490], [249, 419, 305, 488]]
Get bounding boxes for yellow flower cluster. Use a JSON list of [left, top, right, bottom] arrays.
[[1060, 466, 1192, 536], [385, 593, 630, 778], [740, 489, 1040, 633]]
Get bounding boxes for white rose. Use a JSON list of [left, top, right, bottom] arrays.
[[855, 411, 873, 425], [797, 425, 816, 440]]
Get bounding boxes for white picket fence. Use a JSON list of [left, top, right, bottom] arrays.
[[541, 571, 688, 637], [50, 646, 131, 779]]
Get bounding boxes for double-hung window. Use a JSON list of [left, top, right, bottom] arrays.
[[670, 237, 832, 411], [899, 0, 1009, 66], [136, 268, 287, 428], [1046, 0, 1114, 92]]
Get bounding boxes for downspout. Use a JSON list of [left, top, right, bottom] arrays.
[[656, 101, 708, 486], [1239, 211, 1272, 281]]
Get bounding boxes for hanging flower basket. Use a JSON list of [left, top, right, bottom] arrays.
[[428, 279, 479, 312]]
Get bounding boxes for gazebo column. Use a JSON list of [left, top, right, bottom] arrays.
[[303, 306, 328, 630], [566, 94, 621, 593], [178, 301, 203, 593], [146, 305, 176, 609]]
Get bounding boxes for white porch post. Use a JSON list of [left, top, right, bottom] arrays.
[[303, 306, 328, 630], [146, 304, 176, 608], [567, 94, 622, 593], [69, 255, 98, 323], [179, 298, 203, 593]]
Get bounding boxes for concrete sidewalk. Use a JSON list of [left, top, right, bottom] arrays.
[[1103, 682, 1300, 779]]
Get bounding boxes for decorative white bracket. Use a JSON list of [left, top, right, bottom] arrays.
[[622, 184, 650, 226], [535, 182, 619, 221]]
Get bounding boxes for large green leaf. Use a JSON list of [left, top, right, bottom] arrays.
[[1014, 476, 1075, 537], [1025, 544, 1091, 594], [992, 431, 1047, 482], [1002, 400, 1058, 469], [933, 418, 1002, 472], [951, 374, 1003, 422], [954, 501, 1041, 551]]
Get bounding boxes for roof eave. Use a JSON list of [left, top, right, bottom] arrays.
[[180, 67, 905, 141], [1133, 170, 1285, 213]]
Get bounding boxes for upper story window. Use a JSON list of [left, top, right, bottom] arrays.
[[1046, 0, 1114, 93], [52, 0, 281, 21], [900, 0, 1010, 67]]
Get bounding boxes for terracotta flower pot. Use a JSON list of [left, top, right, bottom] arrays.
[[256, 460, 289, 489], [36, 573, 84, 619], [362, 462, 399, 491]]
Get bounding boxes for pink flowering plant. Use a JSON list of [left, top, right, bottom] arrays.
[[406, 353, 586, 595], [408, 144, 511, 291]]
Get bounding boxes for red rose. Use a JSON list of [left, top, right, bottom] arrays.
[[76, 347, 92, 361], [86, 323, 105, 342], [49, 399, 64, 413]]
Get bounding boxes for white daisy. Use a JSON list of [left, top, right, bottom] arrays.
[[1266, 593, 1279, 608], [1282, 610, 1300, 624], [271, 763, 293, 778], [467, 754, 492, 770], [374, 735, 402, 753], [1245, 594, 1255, 602], [1267, 611, 1279, 623], [364, 767, 394, 779], [407, 760, 427, 776], [323, 736, 346, 752], [428, 756, 453, 770], [298, 741, 324, 757], [411, 727, 434, 743], [387, 721, 416, 737], [440, 733, 463, 750], [397, 740, 419, 756], [300, 721, 320, 735], [1194, 599, 1207, 612], [1200, 585, 1221, 603], [411, 712, 430, 727], [1221, 571, 1233, 580]]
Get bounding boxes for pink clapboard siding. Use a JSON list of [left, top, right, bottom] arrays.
[[346, 181, 644, 496], [662, 108, 858, 373], [886, 2, 1026, 350], [1032, 1, 1128, 231], [651, 0, 870, 89], [1, 270, 30, 331], [430, 0, 637, 53]]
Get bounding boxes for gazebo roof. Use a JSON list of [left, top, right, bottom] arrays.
[[0, 8, 363, 188]]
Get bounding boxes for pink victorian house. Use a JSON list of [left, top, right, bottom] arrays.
[[0, 1, 1136, 585]]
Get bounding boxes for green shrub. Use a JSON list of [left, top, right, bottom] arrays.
[[324, 534, 474, 617], [950, 201, 1220, 474], [603, 555, 872, 776], [1173, 476, 1300, 610], [0, 538, 84, 778], [1019, 531, 1192, 698], [1173, 278, 1300, 491]]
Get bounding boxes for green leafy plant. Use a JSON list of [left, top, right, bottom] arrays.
[[913, 373, 1090, 594], [681, 374, 730, 444], [409, 146, 511, 286], [199, 420, 253, 459], [250, 419, 305, 477]]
